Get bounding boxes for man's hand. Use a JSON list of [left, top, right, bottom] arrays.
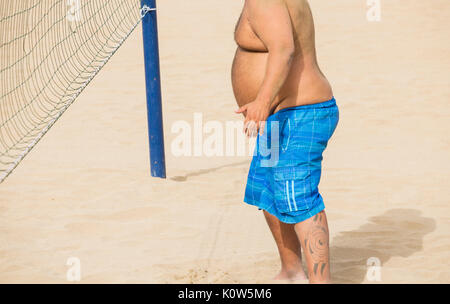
[[235, 99, 271, 137]]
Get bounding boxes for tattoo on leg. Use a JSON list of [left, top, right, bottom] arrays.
[[304, 212, 329, 277], [320, 262, 326, 275]]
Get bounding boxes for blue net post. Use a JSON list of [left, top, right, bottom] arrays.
[[141, 0, 166, 178]]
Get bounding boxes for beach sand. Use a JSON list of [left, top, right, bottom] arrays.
[[0, 0, 449, 283]]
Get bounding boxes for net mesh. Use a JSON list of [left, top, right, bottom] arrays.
[[0, 0, 145, 183]]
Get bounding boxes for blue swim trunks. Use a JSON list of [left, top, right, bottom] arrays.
[[244, 98, 339, 224]]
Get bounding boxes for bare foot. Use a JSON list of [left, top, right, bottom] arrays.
[[274, 269, 308, 281]]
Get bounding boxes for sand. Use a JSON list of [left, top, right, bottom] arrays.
[[0, 0, 449, 283]]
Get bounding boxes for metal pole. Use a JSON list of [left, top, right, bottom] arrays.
[[141, 0, 166, 178]]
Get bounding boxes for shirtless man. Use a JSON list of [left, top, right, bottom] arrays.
[[232, 0, 339, 284]]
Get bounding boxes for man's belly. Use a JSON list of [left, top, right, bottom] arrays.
[[231, 47, 333, 112], [231, 48, 268, 108]]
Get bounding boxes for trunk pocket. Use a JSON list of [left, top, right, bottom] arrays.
[[273, 167, 311, 213]]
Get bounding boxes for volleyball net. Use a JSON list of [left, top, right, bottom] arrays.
[[0, 0, 164, 183]]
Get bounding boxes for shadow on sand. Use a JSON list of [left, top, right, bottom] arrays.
[[330, 208, 436, 283], [170, 161, 249, 182]]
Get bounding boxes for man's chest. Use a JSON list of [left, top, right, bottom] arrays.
[[234, 10, 267, 52]]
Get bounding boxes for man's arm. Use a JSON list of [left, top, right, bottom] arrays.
[[236, 0, 295, 134], [249, 0, 295, 106]]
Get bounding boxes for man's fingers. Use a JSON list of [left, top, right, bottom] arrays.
[[243, 118, 249, 133], [243, 119, 250, 135], [254, 121, 261, 137], [244, 120, 258, 138], [259, 121, 266, 135], [235, 105, 248, 114]]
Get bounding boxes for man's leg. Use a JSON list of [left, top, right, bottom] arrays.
[[294, 210, 331, 283], [263, 211, 306, 280]]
